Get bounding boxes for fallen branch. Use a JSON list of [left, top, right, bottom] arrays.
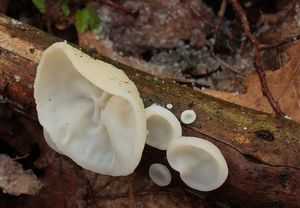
[[0, 14, 300, 207], [259, 34, 300, 50]]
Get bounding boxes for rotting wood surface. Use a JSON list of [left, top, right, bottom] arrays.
[[0, 14, 299, 208]]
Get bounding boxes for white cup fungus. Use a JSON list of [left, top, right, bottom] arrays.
[[166, 103, 173, 109], [180, 110, 197, 124], [34, 42, 147, 176], [43, 128, 63, 154], [149, 163, 172, 186], [167, 137, 228, 191], [145, 105, 182, 150]]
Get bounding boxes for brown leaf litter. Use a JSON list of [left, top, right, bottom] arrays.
[[203, 42, 300, 123], [96, 0, 213, 54], [0, 154, 42, 196]]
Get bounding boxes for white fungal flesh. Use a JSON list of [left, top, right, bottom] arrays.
[[43, 128, 63, 154], [34, 42, 146, 176], [149, 163, 172, 186], [166, 103, 173, 109], [180, 110, 196, 124], [145, 105, 182, 150], [167, 137, 228, 191]]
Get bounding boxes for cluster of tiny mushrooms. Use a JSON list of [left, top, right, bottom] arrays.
[[34, 42, 228, 192]]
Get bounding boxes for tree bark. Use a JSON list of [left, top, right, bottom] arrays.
[[0, 14, 300, 208]]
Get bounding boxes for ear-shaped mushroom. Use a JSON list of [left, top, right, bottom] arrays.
[[145, 105, 182, 150], [43, 128, 62, 154], [34, 42, 146, 176], [167, 137, 228, 191], [149, 163, 172, 186]]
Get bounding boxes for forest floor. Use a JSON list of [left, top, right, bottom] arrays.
[[1, 0, 300, 207]]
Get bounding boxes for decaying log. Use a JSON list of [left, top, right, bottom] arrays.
[[0, 14, 299, 207]]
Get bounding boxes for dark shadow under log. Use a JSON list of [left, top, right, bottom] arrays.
[[0, 14, 300, 208]]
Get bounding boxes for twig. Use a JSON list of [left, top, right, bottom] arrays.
[[127, 176, 135, 208], [100, 0, 138, 15], [209, 49, 245, 76], [230, 0, 285, 116], [174, 77, 213, 88], [259, 34, 300, 50], [215, 0, 227, 35], [210, 0, 245, 77], [12, 154, 29, 160], [97, 190, 184, 200]]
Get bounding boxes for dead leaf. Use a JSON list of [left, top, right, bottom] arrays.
[[203, 42, 300, 123], [97, 0, 213, 54], [79, 32, 163, 76], [0, 154, 42, 196], [79, 31, 187, 81]]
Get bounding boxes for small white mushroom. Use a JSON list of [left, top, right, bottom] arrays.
[[166, 103, 173, 109], [34, 42, 146, 176], [180, 110, 196, 124], [167, 137, 228, 191], [145, 105, 182, 150], [149, 163, 172, 186]]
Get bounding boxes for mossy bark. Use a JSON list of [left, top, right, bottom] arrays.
[[0, 14, 300, 207]]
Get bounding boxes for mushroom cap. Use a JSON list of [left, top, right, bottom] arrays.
[[145, 105, 182, 150], [167, 137, 228, 191], [34, 42, 146, 176], [149, 163, 172, 186], [180, 110, 196, 124], [43, 128, 63, 154], [166, 103, 173, 109]]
